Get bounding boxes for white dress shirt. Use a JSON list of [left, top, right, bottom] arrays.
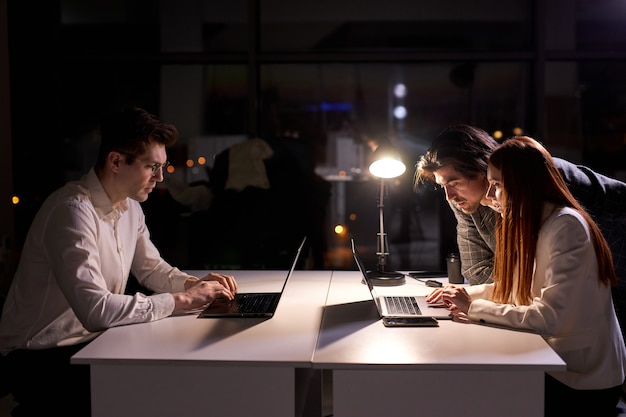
[[0, 168, 191, 352], [466, 205, 626, 390]]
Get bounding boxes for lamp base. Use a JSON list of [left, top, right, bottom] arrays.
[[365, 270, 406, 286]]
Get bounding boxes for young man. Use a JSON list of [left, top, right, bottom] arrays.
[[0, 106, 239, 416], [414, 124, 626, 286]]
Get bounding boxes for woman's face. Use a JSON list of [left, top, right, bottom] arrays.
[[486, 163, 504, 216]]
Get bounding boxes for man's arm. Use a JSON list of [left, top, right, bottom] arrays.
[[554, 157, 626, 216], [554, 157, 626, 278]]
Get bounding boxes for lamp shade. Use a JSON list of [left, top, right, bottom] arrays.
[[369, 145, 406, 179]]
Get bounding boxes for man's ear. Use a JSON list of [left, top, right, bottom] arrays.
[[109, 151, 123, 173]]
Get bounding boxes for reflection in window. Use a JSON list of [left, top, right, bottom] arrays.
[[259, 62, 528, 168], [260, 0, 531, 52]]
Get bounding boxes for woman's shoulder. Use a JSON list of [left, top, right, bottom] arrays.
[[552, 205, 584, 221], [542, 205, 589, 237]]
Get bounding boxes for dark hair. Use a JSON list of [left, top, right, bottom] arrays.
[[414, 124, 498, 189], [95, 106, 178, 169]]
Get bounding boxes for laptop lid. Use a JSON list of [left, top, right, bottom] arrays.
[[197, 237, 306, 318], [350, 238, 451, 320]]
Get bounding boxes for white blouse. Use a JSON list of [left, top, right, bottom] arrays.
[[466, 205, 626, 390]]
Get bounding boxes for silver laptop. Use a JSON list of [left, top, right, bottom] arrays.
[[197, 237, 306, 318], [351, 238, 451, 321]]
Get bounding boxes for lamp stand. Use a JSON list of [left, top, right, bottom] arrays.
[[367, 178, 405, 286]]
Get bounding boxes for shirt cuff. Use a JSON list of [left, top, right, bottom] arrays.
[[151, 292, 177, 319]]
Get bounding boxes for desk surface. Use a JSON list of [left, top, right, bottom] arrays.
[[73, 269, 565, 371], [313, 270, 566, 371], [72, 270, 333, 367]]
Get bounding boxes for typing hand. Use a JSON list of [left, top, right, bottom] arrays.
[[448, 304, 471, 323], [200, 272, 239, 294], [425, 285, 449, 303], [174, 280, 234, 311], [440, 286, 472, 315]]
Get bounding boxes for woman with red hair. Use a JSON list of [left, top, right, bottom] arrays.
[[427, 135, 626, 416]]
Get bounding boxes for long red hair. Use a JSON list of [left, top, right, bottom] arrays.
[[488, 136, 617, 304]]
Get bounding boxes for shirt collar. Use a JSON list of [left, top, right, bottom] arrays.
[[84, 168, 129, 220]]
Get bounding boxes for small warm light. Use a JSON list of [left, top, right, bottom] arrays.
[[334, 224, 345, 235], [186, 159, 194, 168], [166, 165, 175, 174], [393, 105, 407, 120], [369, 158, 406, 179], [11, 195, 19, 205], [493, 130, 503, 140], [338, 170, 347, 177], [512, 127, 523, 135], [349, 213, 357, 221], [197, 156, 207, 165]]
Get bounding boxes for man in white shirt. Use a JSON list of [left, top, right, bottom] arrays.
[[0, 106, 239, 416]]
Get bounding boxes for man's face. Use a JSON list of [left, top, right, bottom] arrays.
[[119, 143, 168, 203], [433, 165, 491, 214]]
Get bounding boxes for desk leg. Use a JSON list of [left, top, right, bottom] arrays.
[[90, 364, 296, 417], [332, 369, 544, 417], [295, 368, 322, 417]]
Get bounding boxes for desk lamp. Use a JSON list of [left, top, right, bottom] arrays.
[[367, 143, 407, 286]]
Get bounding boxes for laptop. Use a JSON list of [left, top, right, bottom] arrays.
[[350, 238, 451, 322], [197, 237, 306, 318]]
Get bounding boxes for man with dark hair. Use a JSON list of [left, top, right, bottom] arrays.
[[0, 106, 239, 416]]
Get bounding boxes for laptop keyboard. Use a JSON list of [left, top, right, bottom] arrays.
[[385, 296, 422, 315], [235, 294, 275, 313]]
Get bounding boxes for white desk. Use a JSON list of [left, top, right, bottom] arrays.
[[72, 270, 333, 417], [313, 271, 566, 417]]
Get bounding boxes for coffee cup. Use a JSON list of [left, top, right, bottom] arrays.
[[446, 253, 464, 284]]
